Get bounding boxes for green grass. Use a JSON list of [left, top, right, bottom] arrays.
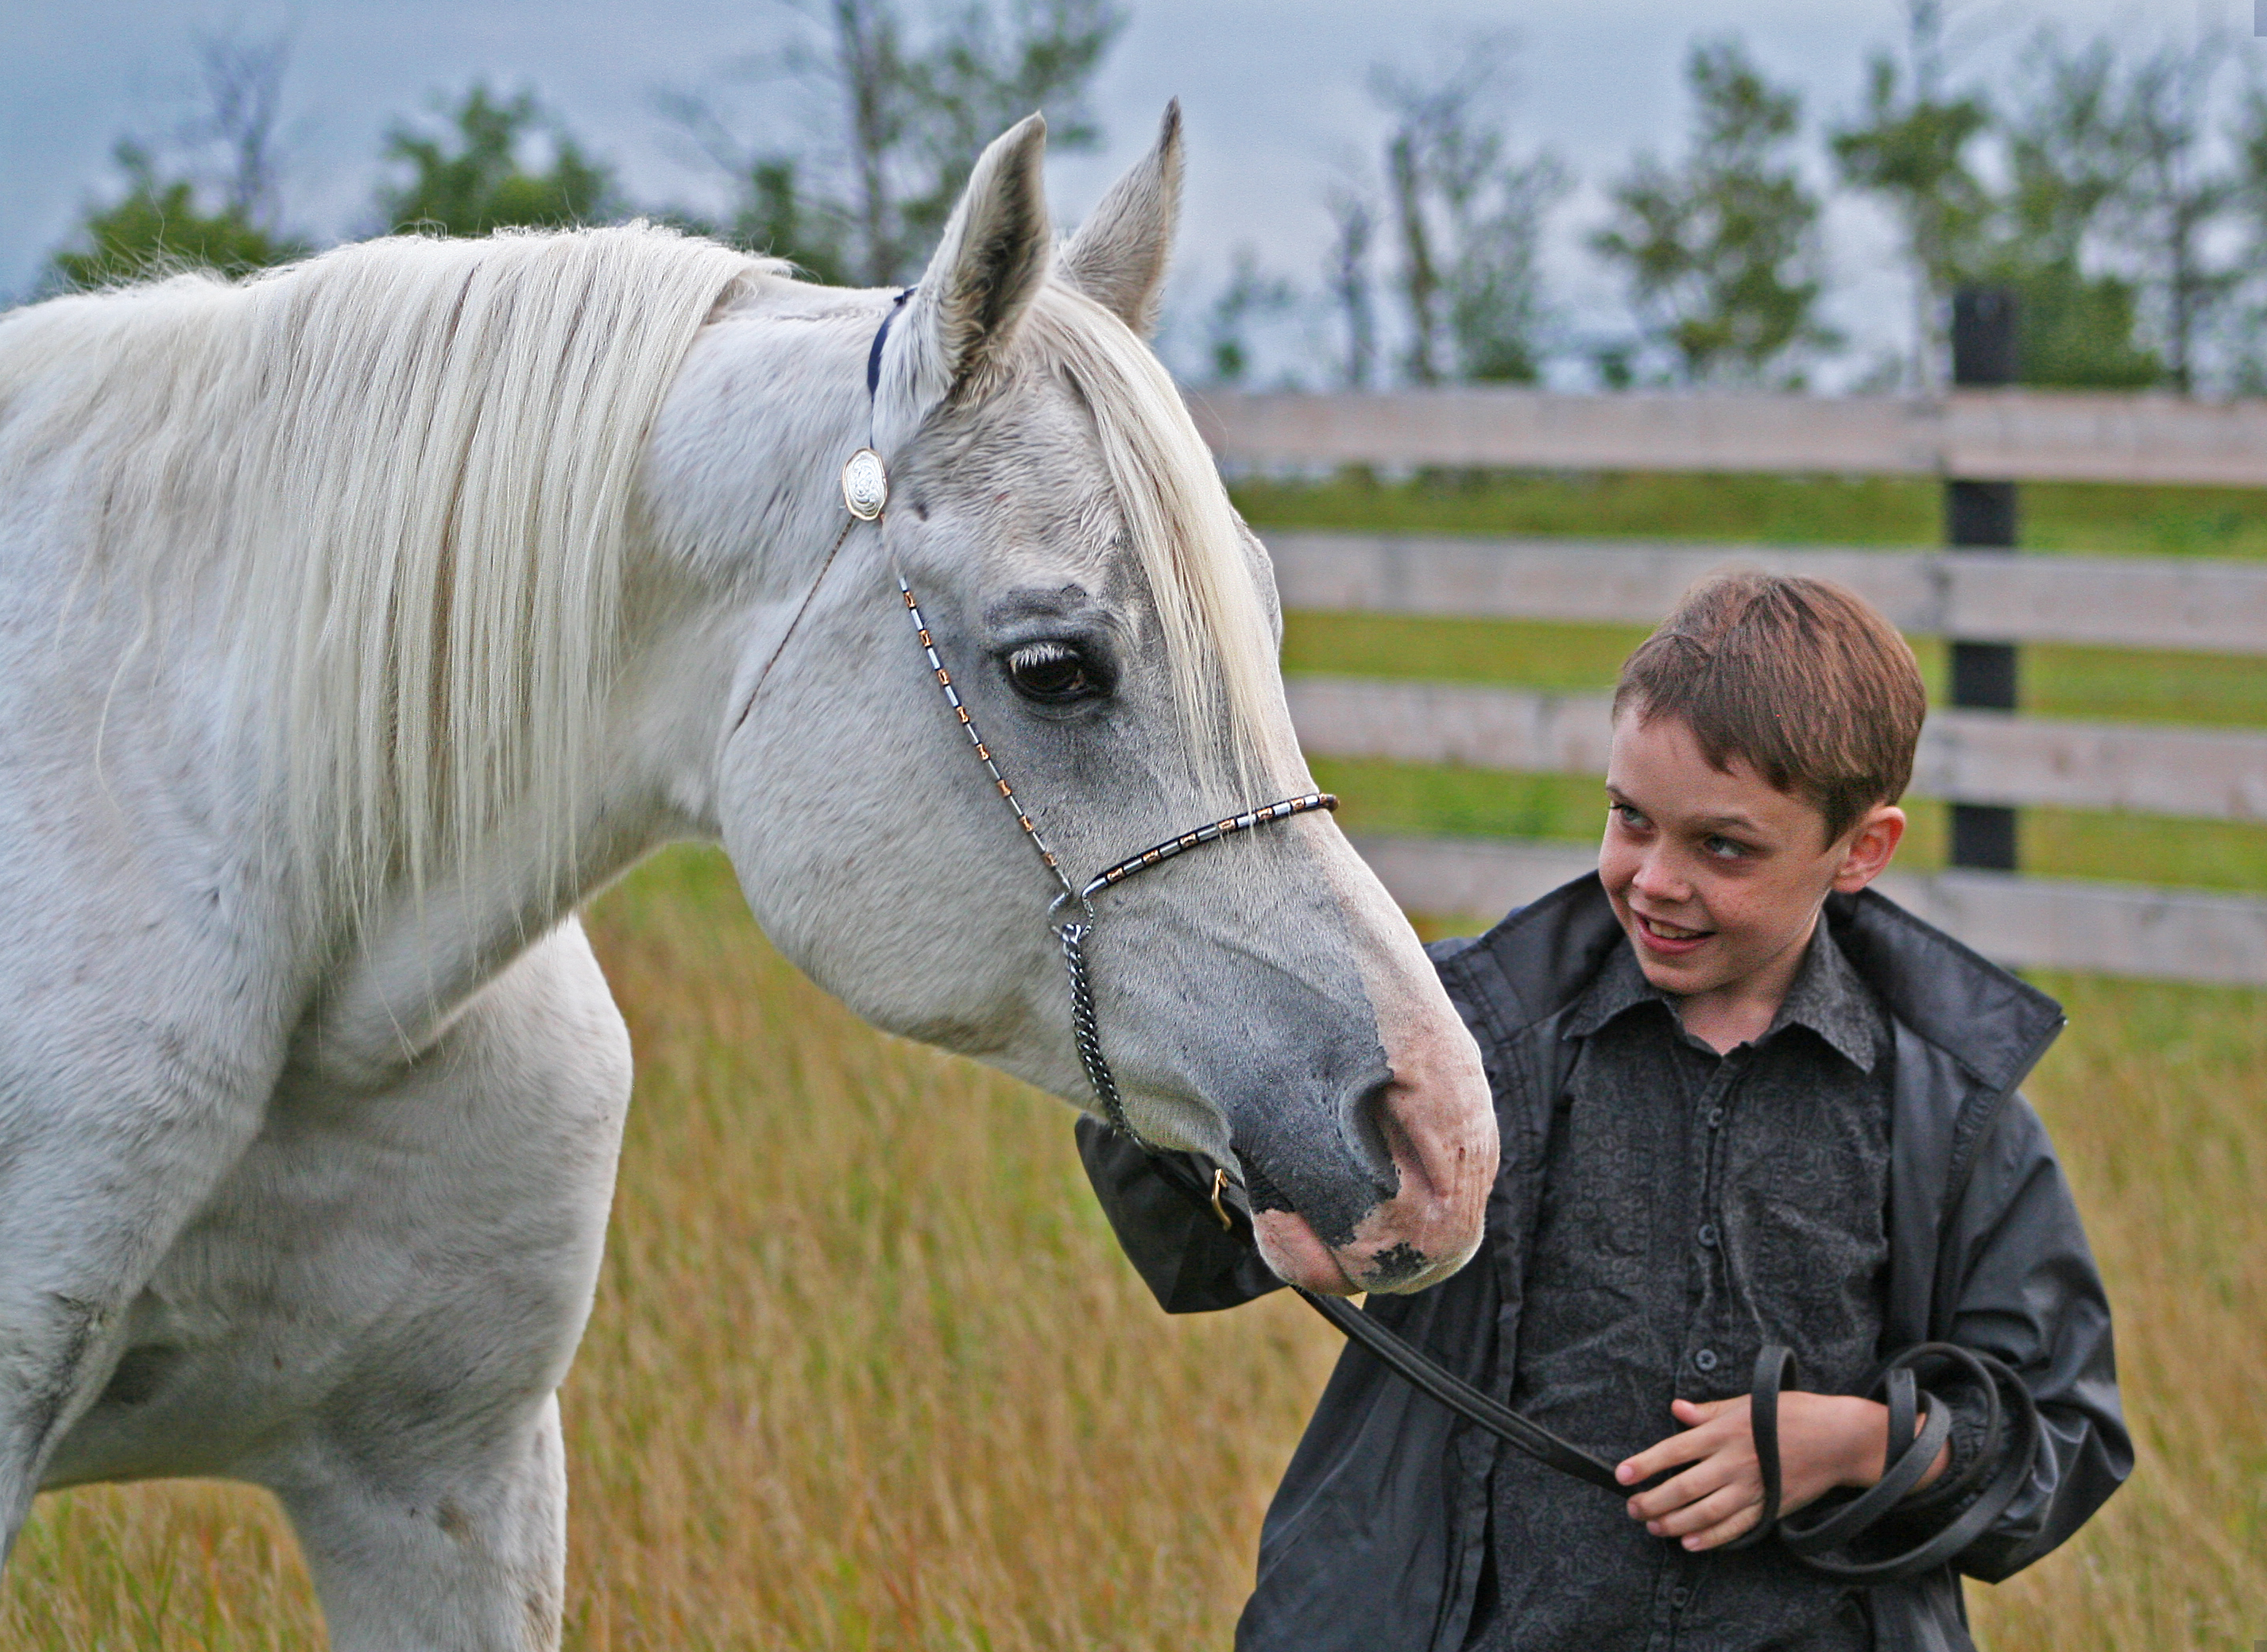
[[1282, 610, 2267, 729], [9, 850, 2260, 1650], [1235, 469, 2267, 559]]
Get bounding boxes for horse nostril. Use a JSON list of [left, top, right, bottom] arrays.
[[1340, 1069, 1402, 1200]]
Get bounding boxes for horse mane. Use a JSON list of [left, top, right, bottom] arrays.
[[1017, 284, 1294, 804], [0, 226, 1290, 927], [3, 225, 765, 921]]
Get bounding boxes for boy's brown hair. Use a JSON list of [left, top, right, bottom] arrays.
[[1613, 571, 1927, 843]]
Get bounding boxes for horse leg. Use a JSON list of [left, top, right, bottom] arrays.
[[273, 1392, 569, 1652], [0, 1002, 279, 1557], [241, 919, 629, 1651]]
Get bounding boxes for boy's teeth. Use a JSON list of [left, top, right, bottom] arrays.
[[1647, 916, 1704, 939]]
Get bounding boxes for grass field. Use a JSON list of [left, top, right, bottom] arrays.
[[4, 472, 2261, 1646], [5, 846, 2263, 1648], [1231, 468, 2267, 559]]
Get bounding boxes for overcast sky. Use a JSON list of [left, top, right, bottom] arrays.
[[5, 0, 2256, 385]]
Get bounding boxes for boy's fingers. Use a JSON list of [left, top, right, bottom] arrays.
[[1626, 1455, 1740, 1522], [1677, 1498, 1766, 1551], [1616, 1398, 1753, 1486], [1615, 1421, 1722, 1486], [1646, 1480, 1759, 1542], [1669, 1395, 1730, 1423]]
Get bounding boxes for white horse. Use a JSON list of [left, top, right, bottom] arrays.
[[0, 109, 1495, 1647]]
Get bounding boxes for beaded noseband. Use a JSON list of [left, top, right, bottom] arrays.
[[840, 292, 1335, 1146]]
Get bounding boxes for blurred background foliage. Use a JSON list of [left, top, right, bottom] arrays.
[[33, 0, 2267, 402]]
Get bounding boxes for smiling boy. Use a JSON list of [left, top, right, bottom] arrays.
[[1081, 572, 2129, 1650]]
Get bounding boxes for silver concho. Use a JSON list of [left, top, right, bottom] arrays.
[[841, 447, 889, 521]]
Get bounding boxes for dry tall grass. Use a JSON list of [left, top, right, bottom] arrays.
[[3, 849, 2260, 1648]]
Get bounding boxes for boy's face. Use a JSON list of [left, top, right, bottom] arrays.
[[1600, 710, 1905, 1008]]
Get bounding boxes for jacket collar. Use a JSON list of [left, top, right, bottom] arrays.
[[1560, 923, 1886, 1073], [1440, 873, 2063, 1097]]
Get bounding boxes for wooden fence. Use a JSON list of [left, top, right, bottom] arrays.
[[1192, 386, 2267, 487], [1196, 389, 2267, 985]]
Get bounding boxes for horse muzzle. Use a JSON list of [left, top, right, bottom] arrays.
[[1237, 1012, 1496, 1297]]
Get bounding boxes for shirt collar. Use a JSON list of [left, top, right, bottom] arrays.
[[1563, 922, 1885, 1073]]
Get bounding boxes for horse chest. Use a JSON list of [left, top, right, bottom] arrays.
[[43, 922, 634, 1492]]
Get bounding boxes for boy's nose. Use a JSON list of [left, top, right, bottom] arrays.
[[1630, 848, 1689, 904]]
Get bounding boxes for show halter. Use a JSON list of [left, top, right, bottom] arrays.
[[844, 287, 1335, 1147]]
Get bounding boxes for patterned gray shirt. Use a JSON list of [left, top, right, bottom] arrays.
[[1468, 926, 1894, 1652]]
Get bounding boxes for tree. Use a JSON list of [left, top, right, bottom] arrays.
[[667, 0, 1124, 285], [48, 145, 307, 288], [894, 0, 1122, 252], [1368, 37, 1565, 385], [1977, 33, 2157, 389], [378, 85, 617, 237], [1829, 1, 1992, 389], [1594, 37, 1833, 386], [1323, 184, 1379, 389], [184, 32, 294, 231], [44, 32, 308, 290], [2114, 33, 2239, 395], [1201, 247, 1294, 385]]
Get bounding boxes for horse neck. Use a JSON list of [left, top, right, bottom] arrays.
[[304, 302, 880, 1080]]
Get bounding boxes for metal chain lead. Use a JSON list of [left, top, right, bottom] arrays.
[[1059, 917, 1125, 1135]]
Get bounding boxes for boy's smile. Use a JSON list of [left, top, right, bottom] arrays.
[[1600, 710, 1904, 1051]]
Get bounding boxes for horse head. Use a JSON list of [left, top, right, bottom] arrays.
[[650, 109, 1497, 1297]]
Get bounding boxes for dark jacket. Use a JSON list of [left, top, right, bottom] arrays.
[[1079, 876, 2130, 1652]]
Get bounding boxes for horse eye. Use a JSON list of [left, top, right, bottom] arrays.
[[1003, 640, 1102, 704]]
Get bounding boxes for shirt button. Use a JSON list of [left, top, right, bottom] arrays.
[[1693, 1348, 1720, 1372], [1697, 1222, 1719, 1248], [1670, 1587, 1691, 1609], [1707, 1107, 1725, 1128]]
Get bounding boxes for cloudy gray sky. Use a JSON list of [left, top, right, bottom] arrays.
[[4, 0, 2253, 384]]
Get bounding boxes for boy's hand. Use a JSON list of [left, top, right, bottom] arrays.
[[1613, 1391, 1947, 1551]]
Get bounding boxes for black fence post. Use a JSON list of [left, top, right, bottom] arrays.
[[1947, 287, 2020, 872]]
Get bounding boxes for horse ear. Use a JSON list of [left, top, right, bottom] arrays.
[[907, 112, 1052, 397], [1057, 101, 1183, 338]]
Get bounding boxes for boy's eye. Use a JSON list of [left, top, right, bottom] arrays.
[[1611, 803, 1650, 830], [1704, 834, 1749, 859]]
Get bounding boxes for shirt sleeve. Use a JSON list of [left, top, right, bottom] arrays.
[[1074, 1116, 1286, 1314], [1894, 1091, 2134, 1580]]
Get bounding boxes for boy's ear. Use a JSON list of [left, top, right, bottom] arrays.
[[1832, 805, 1906, 893]]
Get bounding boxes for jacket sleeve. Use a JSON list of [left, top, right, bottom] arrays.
[[1927, 1091, 2133, 1581], [1074, 1116, 1286, 1314]]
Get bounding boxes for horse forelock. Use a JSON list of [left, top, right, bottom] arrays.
[[1012, 284, 1294, 806], [14, 225, 768, 926]]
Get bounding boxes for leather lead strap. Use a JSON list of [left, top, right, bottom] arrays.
[[1298, 1289, 1624, 1491], [1166, 1152, 2038, 1581], [1723, 1344, 1800, 1550]]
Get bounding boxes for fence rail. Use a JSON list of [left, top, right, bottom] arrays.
[[1205, 391, 2267, 985], [1197, 387, 2267, 488], [1264, 531, 2267, 656], [1287, 677, 2267, 822]]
